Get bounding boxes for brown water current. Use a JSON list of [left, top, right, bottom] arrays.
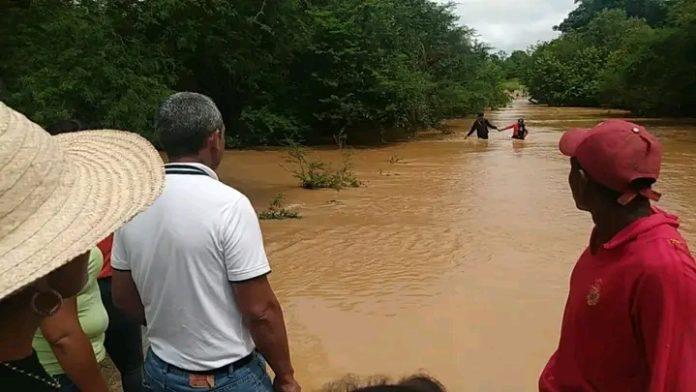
[[217, 99, 696, 391]]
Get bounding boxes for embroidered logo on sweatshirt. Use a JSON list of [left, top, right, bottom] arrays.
[[587, 279, 603, 306]]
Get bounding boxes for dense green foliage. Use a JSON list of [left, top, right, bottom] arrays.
[[0, 0, 509, 146], [495, 50, 531, 82], [523, 0, 696, 116], [556, 0, 670, 32]]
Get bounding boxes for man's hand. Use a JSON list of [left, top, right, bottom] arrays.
[[274, 375, 301, 392]]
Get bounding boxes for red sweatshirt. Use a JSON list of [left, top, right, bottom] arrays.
[[97, 233, 113, 279], [540, 209, 696, 391]]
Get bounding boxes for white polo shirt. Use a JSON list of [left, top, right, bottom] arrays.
[[112, 162, 271, 370]]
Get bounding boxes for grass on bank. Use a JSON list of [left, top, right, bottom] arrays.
[[258, 193, 301, 220], [285, 144, 360, 190]]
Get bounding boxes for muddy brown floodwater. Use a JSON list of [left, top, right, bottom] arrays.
[[217, 99, 696, 391]]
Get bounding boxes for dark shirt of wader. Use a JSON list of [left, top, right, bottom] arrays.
[[467, 118, 496, 139], [0, 351, 60, 391]]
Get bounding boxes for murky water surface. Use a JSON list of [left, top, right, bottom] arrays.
[[218, 100, 696, 391]]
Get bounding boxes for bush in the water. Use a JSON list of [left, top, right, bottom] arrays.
[[258, 194, 301, 221], [286, 145, 360, 190]]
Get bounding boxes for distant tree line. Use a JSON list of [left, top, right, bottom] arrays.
[[0, 0, 510, 146], [520, 0, 695, 116]]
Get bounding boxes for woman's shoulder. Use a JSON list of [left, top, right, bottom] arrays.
[[86, 248, 103, 281]]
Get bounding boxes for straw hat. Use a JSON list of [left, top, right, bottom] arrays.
[[0, 102, 164, 300]]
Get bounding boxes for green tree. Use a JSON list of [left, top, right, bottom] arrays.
[[500, 50, 531, 80], [0, 0, 510, 145], [525, 3, 694, 116], [524, 40, 604, 106], [557, 0, 669, 32], [600, 1, 696, 115], [0, 1, 175, 138]]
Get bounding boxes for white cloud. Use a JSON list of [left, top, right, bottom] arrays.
[[435, 0, 578, 52]]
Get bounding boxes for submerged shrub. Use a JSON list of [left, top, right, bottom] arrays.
[[258, 193, 301, 220], [286, 144, 360, 190]]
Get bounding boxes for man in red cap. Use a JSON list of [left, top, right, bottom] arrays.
[[540, 120, 696, 391]]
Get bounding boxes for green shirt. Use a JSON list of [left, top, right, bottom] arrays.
[[32, 248, 109, 375]]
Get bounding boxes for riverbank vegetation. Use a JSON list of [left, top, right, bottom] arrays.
[[521, 0, 695, 116], [0, 0, 510, 146]]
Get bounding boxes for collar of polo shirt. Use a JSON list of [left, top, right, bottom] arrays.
[[164, 162, 219, 180]]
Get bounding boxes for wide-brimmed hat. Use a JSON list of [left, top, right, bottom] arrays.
[[0, 102, 164, 300]]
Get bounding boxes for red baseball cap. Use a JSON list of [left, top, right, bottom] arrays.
[[559, 119, 662, 205]]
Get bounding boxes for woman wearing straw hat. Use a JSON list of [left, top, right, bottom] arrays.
[[45, 120, 146, 392], [0, 102, 164, 391]]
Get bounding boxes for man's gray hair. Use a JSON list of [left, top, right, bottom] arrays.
[[155, 92, 224, 158]]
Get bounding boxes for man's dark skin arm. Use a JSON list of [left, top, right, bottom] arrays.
[[112, 270, 145, 325], [466, 121, 477, 138], [232, 275, 300, 392], [485, 119, 499, 130]]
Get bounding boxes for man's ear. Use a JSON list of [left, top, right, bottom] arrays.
[[216, 129, 225, 149], [581, 169, 603, 209], [207, 130, 222, 149], [578, 167, 588, 185]]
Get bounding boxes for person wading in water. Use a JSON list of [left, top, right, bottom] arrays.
[[499, 118, 528, 140], [465, 113, 498, 140], [540, 120, 696, 391]]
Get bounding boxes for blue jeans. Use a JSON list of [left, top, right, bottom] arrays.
[[143, 349, 273, 392]]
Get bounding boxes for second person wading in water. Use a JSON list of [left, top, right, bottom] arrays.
[[500, 118, 528, 140]]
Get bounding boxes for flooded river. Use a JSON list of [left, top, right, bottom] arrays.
[[217, 99, 696, 391]]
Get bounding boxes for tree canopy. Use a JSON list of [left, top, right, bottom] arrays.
[[523, 0, 695, 116], [556, 0, 670, 32], [0, 0, 510, 146]]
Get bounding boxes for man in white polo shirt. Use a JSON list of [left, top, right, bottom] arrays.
[[111, 92, 300, 392]]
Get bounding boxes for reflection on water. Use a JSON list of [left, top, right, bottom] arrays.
[[218, 100, 696, 391]]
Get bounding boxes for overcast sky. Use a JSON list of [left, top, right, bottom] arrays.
[[436, 0, 578, 53]]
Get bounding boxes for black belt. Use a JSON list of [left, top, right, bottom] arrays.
[[170, 352, 255, 375]]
